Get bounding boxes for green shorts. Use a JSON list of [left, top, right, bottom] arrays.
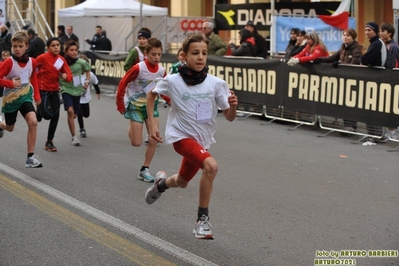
[[124, 102, 159, 123]]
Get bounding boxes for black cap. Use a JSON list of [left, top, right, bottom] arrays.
[[365, 22, 379, 35], [246, 21, 255, 28]]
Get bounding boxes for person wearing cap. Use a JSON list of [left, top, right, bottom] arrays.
[[284, 28, 300, 60], [85, 25, 102, 51], [244, 20, 268, 58], [360, 22, 386, 67], [202, 21, 227, 56], [124, 28, 152, 71], [360, 22, 387, 143]]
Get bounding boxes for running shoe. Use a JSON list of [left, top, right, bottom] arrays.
[[80, 128, 87, 138], [45, 141, 57, 152], [193, 215, 214, 240], [145, 171, 167, 204], [138, 167, 154, 182], [25, 155, 43, 168], [71, 136, 81, 146], [144, 134, 149, 144]]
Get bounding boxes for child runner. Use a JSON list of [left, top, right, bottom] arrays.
[[0, 31, 42, 168], [78, 54, 101, 138], [59, 40, 90, 146], [116, 38, 166, 183], [124, 27, 151, 72], [145, 33, 238, 239], [36, 37, 72, 152], [169, 47, 185, 75]]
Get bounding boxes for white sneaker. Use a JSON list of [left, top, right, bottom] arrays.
[[25, 155, 43, 168], [144, 134, 149, 144], [71, 135, 81, 146], [145, 171, 167, 204], [193, 215, 214, 239]]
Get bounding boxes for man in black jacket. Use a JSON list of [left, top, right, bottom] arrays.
[[66, 25, 79, 42], [360, 22, 387, 143], [0, 24, 12, 53], [27, 29, 45, 58], [85, 25, 102, 51], [244, 21, 268, 58]]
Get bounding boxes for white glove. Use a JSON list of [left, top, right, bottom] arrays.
[[287, 58, 300, 66]]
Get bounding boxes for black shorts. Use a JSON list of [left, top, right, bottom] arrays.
[[79, 103, 90, 118], [62, 93, 81, 114], [4, 101, 35, 126]]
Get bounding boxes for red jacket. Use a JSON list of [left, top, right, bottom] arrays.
[[36, 52, 72, 92], [294, 44, 329, 63], [0, 57, 40, 101]]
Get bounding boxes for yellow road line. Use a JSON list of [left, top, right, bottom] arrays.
[[0, 174, 176, 266]]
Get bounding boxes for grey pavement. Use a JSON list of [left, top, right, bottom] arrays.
[[0, 91, 398, 266]]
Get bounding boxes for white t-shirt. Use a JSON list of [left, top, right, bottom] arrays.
[[153, 73, 230, 149], [80, 72, 99, 104]]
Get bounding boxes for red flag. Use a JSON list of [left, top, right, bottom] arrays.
[[318, 0, 351, 30]]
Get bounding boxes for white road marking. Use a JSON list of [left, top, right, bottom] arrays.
[[0, 163, 218, 266]]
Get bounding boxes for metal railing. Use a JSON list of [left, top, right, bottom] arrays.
[[6, 0, 54, 40]]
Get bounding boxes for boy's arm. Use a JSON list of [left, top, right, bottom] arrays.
[[223, 90, 238, 122], [60, 58, 73, 82], [124, 49, 138, 72], [30, 59, 41, 103], [146, 89, 162, 143], [116, 65, 139, 113], [0, 59, 15, 88]]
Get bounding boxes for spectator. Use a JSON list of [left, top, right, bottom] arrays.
[[229, 28, 257, 57], [65, 25, 79, 42], [94, 30, 112, 52], [85, 25, 102, 51], [316, 28, 363, 135], [380, 22, 399, 139], [0, 50, 11, 97], [202, 21, 227, 56], [245, 20, 268, 58], [287, 32, 329, 66], [284, 28, 300, 60], [0, 24, 12, 52], [360, 22, 387, 143], [287, 30, 307, 59], [27, 29, 45, 58], [124, 27, 151, 71], [57, 25, 69, 55], [360, 22, 386, 67]]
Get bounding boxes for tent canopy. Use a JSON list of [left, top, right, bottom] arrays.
[[58, 0, 168, 17], [58, 0, 168, 52]]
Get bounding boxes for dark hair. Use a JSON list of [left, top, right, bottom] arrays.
[[145, 38, 163, 53], [96, 25, 102, 29], [381, 22, 395, 38], [46, 37, 60, 47], [64, 39, 79, 51], [27, 29, 36, 36], [239, 29, 253, 44], [344, 28, 358, 40], [181, 33, 209, 54], [57, 25, 65, 32], [298, 30, 307, 36], [291, 28, 300, 34]]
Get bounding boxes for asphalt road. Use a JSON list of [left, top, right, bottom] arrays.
[[1, 90, 398, 266]]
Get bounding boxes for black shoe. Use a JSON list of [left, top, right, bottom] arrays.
[[36, 109, 42, 122], [80, 129, 86, 138], [374, 137, 387, 144], [45, 141, 57, 152]]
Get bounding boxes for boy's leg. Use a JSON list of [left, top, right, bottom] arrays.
[[25, 111, 38, 154], [128, 120, 144, 146], [198, 157, 218, 208], [143, 117, 159, 166], [67, 106, 76, 137]]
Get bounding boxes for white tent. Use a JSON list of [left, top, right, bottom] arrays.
[[58, 0, 168, 52]]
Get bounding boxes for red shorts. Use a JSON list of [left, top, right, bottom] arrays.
[[173, 138, 212, 182]]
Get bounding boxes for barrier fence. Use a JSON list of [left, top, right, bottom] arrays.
[[82, 51, 399, 151]]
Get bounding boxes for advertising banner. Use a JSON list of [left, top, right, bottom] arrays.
[[0, 0, 6, 25], [274, 16, 356, 53], [83, 51, 399, 128], [215, 2, 340, 31]]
